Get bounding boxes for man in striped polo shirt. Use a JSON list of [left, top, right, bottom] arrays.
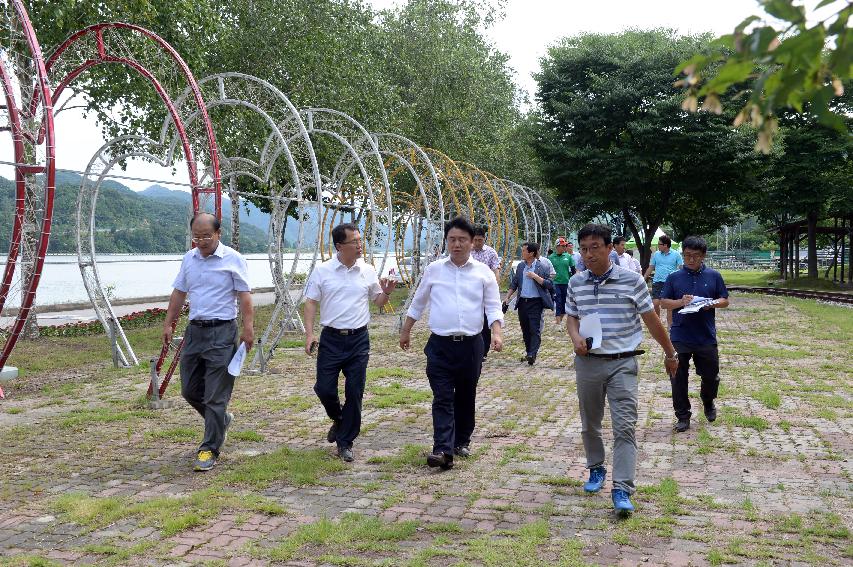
[[566, 224, 679, 515]]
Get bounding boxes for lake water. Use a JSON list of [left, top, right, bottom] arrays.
[[2, 253, 399, 308]]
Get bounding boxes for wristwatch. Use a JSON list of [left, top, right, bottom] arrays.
[[664, 353, 678, 362]]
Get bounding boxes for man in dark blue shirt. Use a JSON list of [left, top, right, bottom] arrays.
[[660, 236, 730, 432]]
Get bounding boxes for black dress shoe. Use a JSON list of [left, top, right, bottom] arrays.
[[673, 418, 690, 432], [327, 419, 341, 443], [527, 355, 536, 366], [426, 451, 454, 470], [454, 445, 470, 458], [704, 402, 717, 422], [338, 446, 354, 462], [519, 356, 528, 363]]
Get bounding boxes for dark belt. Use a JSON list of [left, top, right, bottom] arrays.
[[431, 333, 480, 343], [587, 350, 645, 360], [189, 318, 235, 328], [324, 325, 367, 336]]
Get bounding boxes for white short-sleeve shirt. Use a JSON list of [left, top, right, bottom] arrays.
[[304, 256, 382, 329], [171, 242, 251, 320]]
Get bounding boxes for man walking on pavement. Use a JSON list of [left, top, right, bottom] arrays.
[[660, 236, 729, 432], [471, 225, 501, 361], [163, 213, 254, 472], [504, 242, 554, 365], [548, 237, 575, 326], [400, 217, 504, 470], [303, 223, 396, 462], [566, 223, 679, 515], [644, 235, 683, 327]]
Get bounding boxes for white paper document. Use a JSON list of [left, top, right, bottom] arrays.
[[228, 343, 247, 377], [579, 312, 603, 349], [679, 296, 722, 314]]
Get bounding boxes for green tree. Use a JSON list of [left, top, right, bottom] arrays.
[[677, 0, 852, 151], [533, 29, 764, 267]]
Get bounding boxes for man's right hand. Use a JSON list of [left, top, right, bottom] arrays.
[[571, 336, 588, 356], [162, 325, 173, 347], [680, 294, 694, 306]]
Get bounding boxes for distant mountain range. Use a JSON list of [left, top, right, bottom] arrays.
[[0, 172, 276, 254]]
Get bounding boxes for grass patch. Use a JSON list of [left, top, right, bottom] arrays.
[[638, 477, 684, 515], [751, 385, 781, 409], [539, 476, 583, 488], [262, 513, 419, 561], [144, 427, 197, 442], [54, 488, 285, 536], [464, 520, 554, 566], [367, 382, 431, 409], [221, 447, 345, 487], [0, 556, 62, 567], [229, 430, 265, 442], [695, 427, 722, 455], [722, 410, 769, 431], [365, 367, 413, 381], [4, 407, 24, 415], [367, 444, 429, 471], [58, 407, 152, 429], [425, 521, 463, 533], [499, 444, 541, 466]]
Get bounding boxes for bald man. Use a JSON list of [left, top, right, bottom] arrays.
[[163, 213, 254, 471]]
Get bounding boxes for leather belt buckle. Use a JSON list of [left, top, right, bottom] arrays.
[[451, 334, 465, 342], [338, 329, 351, 335]]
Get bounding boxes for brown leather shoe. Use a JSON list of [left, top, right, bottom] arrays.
[[426, 451, 454, 470]]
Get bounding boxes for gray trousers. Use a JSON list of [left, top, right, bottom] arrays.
[[180, 320, 238, 456], [575, 355, 639, 493]]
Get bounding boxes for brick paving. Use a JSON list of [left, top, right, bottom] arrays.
[[0, 294, 850, 565]]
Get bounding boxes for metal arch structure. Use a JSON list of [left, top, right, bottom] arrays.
[[45, 22, 222, 216], [303, 108, 393, 277], [33, 24, 223, 398], [165, 72, 324, 376], [501, 179, 543, 252], [422, 148, 474, 225], [0, 0, 56, 394], [77, 135, 172, 369], [371, 133, 444, 325]]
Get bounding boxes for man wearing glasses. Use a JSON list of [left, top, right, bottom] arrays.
[[163, 213, 254, 472], [566, 223, 678, 515], [303, 223, 396, 462], [659, 236, 729, 433]]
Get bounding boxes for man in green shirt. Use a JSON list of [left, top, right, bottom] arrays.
[[548, 237, 576, 325]]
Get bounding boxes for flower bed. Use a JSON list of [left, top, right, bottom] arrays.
[[39, 306, 188, 338]]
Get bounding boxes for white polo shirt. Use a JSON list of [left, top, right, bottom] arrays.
[[172, 242, 251, 320], [304, 256, 382, 329], [406, 255, 503, 336]]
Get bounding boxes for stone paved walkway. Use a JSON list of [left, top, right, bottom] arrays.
[[0, 294, 850, 566]]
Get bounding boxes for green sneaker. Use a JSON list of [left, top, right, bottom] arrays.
[[194, 450, 216, 471]]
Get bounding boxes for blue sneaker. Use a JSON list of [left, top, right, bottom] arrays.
[[583, 466, 607, 493], [612, 489, 635, 516]]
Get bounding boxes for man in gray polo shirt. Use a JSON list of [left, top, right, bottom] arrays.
[[566, 223, 678, 515], [163, 213, 254, 472]]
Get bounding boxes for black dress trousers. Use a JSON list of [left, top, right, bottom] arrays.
[[424, 333, 484, 454]]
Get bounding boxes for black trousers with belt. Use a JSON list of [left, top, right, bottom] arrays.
[[671, 341, 720, 420], [314, 327, 370, 448], [425, 333, 485, 454], [517, 297, 544, 358], [180, 319, 238, 457]]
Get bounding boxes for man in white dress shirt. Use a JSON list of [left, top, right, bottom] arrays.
[[163, 213, 255, 472], [304, 223, 396, 462], [399, 216, 504, 470]]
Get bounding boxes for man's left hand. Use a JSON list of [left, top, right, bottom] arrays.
[[379, 277, 396, 295], [491, 333, 503, 352], [240, 327, 255, 351], [664, 356, 679, 377]]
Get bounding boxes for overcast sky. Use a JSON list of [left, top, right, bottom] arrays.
[[0, 0, 836, 191]]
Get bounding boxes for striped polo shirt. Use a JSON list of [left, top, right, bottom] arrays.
[[566, 264, 654, 354]]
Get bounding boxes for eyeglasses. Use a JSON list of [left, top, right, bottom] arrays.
[[579, 244, 605, 254], [341, 238, 363, 246], [192, 236, 216, 243], [682, 252, 704, 261]]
